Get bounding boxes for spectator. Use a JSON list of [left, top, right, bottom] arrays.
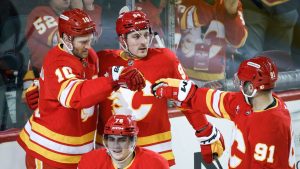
[[176, 0, 247, 81], [22, 0, 71, 96], [26, 0, 70, 75], [18, 8, 145, 169], [152, 56, 296, 168], [78, 114, 169, 169], [239, 0, 299, 59]]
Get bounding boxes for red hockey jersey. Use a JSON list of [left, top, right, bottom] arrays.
[[188, 88, 296, 168], [17, 45, 115, 168], [96, 48, 188, 166], [177, 0, 247, 81], [78, 147, 169, 169], [26, 6, 61, 71]]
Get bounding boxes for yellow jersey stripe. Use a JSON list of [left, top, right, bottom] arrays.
[[206, 89, 220, 118], [97, 131, 172, 147], [160, 151, 175, 161], [19, 130, 81, 164], [219, 92, 231, 120], [30, 117, 94, 145], [137, 131, 172, 146], [35, 158, 43, 169], [65, 81, 82, 107], [58, 78, 76, 101]]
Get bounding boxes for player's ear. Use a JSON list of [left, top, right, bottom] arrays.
[[119, 35, 126, 45], [62, 34, 73, 48]]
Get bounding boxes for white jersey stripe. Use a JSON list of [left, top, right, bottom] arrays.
[[212, 90, 222, 117], [59, 80, 80, 108], [24, 122, 93, 154], [142, 141, 172, 153]]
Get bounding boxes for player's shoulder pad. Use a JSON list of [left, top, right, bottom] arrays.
[[44, 47, 79, 69], [97, 49, 122, 58], [82, 148, 106, 158], [148, 48, 177, 60], [139, 147, 167, 161]]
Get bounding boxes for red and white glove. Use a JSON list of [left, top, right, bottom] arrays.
[[110, 66, 146, 91], [151, 78, 197, 103], [196, 123, 225, 164], [25, 81, 39, 110]]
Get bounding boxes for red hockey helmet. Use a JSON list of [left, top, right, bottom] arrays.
[[237, 56, 278, 91], [104, 115, 139, 136], [58, 8, 96, 38], [116, 10, 150, 36]]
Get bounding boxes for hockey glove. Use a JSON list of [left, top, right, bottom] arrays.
[[151, 78, 197, 102], [110, 66, 146, 91], [196, 123, 225, 164], [25, 82, 39, 110]]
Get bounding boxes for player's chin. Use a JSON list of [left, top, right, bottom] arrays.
[[111, 153, 124, 160], [136, 50, 148, 58], [80, 52, 89, 58]]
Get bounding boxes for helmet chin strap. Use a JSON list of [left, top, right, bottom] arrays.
[[61, 38, 74, 55], [241, 87, 257, 104], [120, 38, 135, 57]]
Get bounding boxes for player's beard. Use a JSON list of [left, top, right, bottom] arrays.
[[72, 48, 88, 59]]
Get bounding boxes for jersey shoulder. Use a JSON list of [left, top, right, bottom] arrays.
[[78, 148, 109, 168], [97, 49, 121, 59], [43, 46, 81, 71], [147, 48, 179, 66], [137, 147, 169, 167]]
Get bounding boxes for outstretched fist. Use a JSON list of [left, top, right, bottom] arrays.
[[110, 66, 146, 91], [151, 78, 197, 103]]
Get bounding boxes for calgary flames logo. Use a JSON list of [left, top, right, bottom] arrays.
[[109, 80, 153, 121]]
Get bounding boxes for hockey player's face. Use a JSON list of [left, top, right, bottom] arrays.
[[105, 135, 135, 161], [72, 34, 93, 59], [126, 29, 150, 58]]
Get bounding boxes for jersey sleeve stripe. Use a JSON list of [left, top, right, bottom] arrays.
[[59, 79, 82, 108], [212, 90, 223, 117], [220, 92, 231, 120], [206, 89, 220, 118], [65, 80, 83, 108], [160, 151, 175, 161], [57, 78, 76, 102]]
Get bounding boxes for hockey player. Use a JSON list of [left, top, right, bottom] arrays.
[[18, 9, 145, 169], [95, 9, 225, 166], [152, 56, 296, 168], [25, 9, 225, 166], [78, 114, 169, 169]]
